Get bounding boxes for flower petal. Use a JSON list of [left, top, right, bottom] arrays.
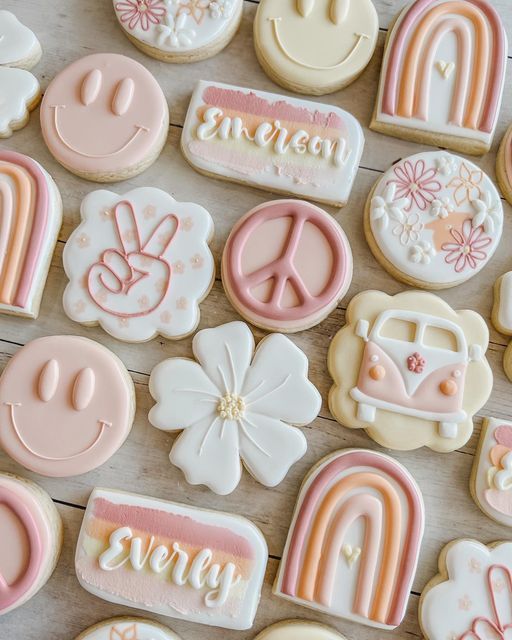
[[242, 333, 322, 424], [149, 358, 219, 430], [240, 413, 307, 487], [170, 416, 242, 495], [193, 322, 254, 396]]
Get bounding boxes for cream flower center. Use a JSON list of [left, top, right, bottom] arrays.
[[217, 392, 246, 420]]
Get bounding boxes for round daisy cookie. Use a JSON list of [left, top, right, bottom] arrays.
[[496, 122, 512, 205], [222, 200, 353, 333], [75, 617, 182, 640], [40, 53, 169, 182], [0, 11, 42, 137], [0, 335, 135, 477], [254, 0, 379, 96], [0, 472, 62, 616], [254, 621, 348, 640], [365, 151, 503, 289], [113, 0, 243, 63]]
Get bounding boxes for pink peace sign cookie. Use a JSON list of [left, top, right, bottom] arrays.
[[222, 200, 353, 332]]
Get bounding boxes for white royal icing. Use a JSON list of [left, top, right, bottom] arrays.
[[78, 620, 181, 640], [112, 0, 242, 53], [497, 271, 512, 334], [421, 540, 512, 639], [63, 187, 214, 343], [369, 151, 503, 287], [149, 321, 322, 495], [0, 11, 40, 67]]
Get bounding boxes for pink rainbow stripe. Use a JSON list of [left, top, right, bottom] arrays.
[[381, 0, 506, 133], [280, 450, 424, 627]]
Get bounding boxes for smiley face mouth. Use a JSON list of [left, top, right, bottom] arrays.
[[4, 402, 112, 461], [269, 17, 369, 71], [50, 105, 149, 159]]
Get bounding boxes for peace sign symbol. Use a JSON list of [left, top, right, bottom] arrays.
[[0, 486, 43, 612], [223, 200, 352, 330]]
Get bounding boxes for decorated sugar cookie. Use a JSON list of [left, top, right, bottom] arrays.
[[63, 188, 214, 343], [254, 0, 378, 95], [40, 53, 169, 182], [420, 539, 512, 639], [492, 272, 512, 382], [328, 290, 492, 451], [0, 335, 135, 477], [113, 0, 243, 63], [365, 151, 503, 289], [371, 0, 508, 155], [149, 321, 321, 495], [274, 449, 425, 630], [0, 150, 62, 318], [222, 200, 353, 332], [497, 123, 512, 205], [471, 417, 512, 528], [181, 80, 364, 207], [255, 621, 347, 640], [75, 487, 268, 629], [0, 11, 42, 137], [75, 617, 181, 640], [0, 472, 62, 616]]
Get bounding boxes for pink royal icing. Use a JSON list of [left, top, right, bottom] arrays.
[[40, 53, 168, 177], [222, 200, 352, 331]]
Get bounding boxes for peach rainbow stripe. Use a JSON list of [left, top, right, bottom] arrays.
[[381, 0, 506, 133], [279, 450, 424, 627], [0, 151, 49, 309]]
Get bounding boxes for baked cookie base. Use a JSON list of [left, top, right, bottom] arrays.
[[496, 125, 512, 205]]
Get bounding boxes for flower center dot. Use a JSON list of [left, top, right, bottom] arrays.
[[463, 245, 471, 254], [217, 392, 246, 420]]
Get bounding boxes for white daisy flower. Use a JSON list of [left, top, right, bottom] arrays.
[[370, 183, 410, 231], [209, 0, 234, 18], [409, 241, 436, 265], [157, 11, 196, 48], [392, 212, 423, 245], [471, 190, 502, 234], [430, 197, 454, 219], [437, 155, 457, 176]]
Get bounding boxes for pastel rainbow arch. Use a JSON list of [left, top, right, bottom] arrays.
[[376, 0, 506, 146], [0, 150, 58, 316], [274, 449, 425, 629]]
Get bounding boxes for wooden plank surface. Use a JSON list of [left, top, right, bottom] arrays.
[[1, 1, 511, 638]]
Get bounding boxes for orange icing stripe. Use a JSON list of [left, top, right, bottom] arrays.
[[297, 472, 401, 624], [397, 2, 489, 130], [0, 163, 36, 305]]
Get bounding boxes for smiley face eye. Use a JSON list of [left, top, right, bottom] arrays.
[[81, 69, 103, 106], [38, 359, 59, 402], [330, 0, 349, 24], [72, 368, 96, 411], [112, 78, 135, 116], [297, 0, 315, 17]]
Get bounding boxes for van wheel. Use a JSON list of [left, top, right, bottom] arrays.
[[440, 422, 457, 438], [357, 403, 376, 423]]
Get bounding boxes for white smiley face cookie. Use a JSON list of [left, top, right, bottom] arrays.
[[0, 11, 42, 137], [254, 0, 379, 95]]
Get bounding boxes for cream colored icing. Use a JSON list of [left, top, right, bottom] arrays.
[[78, 619, 181, 640], [255, 621, 347, 640], [498, 271, 512, 333]]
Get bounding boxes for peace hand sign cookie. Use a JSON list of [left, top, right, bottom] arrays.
[[222, 200, 353, 333], [63, 187, 214, 343]]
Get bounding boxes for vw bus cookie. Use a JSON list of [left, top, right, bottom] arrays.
[[328, 290, 492, 452]]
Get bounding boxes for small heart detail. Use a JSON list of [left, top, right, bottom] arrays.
[[436, 60, 455, 79], [342, 544, 361, 568]]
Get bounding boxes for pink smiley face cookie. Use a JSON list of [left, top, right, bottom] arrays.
[[0, 335, 135, 477], [40, 53, 169, 182]]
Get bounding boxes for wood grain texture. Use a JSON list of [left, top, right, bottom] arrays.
[[0, 1, 511, 639]]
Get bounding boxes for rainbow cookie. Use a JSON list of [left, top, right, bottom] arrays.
[[328, 290, 492, 452], [75, 617, 182, 640], [420, 539, 512, 639], [75, 488, 268, 630], [113, 0, 243, 63], [254, 0, 378, 96], [222, 200, 353, 332], [491, 272, 512, 382], [40, 54, 169, 182], [0, 472, 62, 616], [181, 80, 364, 207], [496, 123, 512, 205], [254, 621, 348, 640], [471, 418, 512, 528], [0, 150, 62, 318], [273, 449, 424, 630], [0, 11, 42, 137], [63, 187, 215, 343], [364, 151, 503, 289], [371, 0, 508, 155]]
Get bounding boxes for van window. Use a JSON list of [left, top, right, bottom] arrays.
[[379, 318, 416, 342], [423, 325, 458, 352]]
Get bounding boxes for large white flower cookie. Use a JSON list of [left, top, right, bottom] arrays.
[[63, 187, 214, 343], [149, 321, 322, 495]]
